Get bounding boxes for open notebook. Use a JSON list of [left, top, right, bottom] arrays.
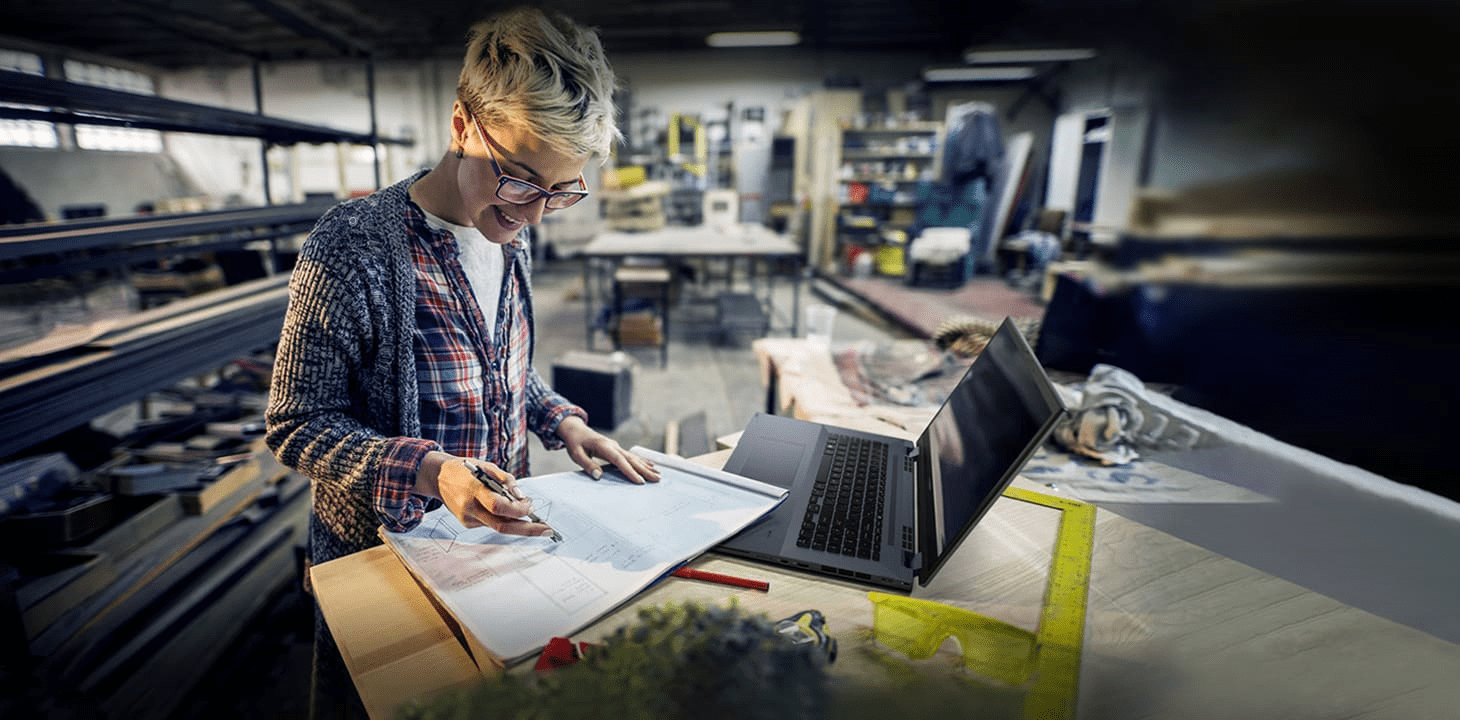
[[379, 447, 786, 668]]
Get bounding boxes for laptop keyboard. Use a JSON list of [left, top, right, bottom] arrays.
[[797, 433, 888, 560]]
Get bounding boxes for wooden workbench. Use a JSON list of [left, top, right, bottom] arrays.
[[312, 440, 1460, 720]]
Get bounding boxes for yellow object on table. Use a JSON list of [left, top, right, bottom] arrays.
[[613, 165, 647, 188], [875, 244, 905, 276]]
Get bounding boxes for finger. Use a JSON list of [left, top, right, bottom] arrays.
[[566, 443, 603, 480], [483, 489, 535, 519], [635, 454, 662, 482], [467, 501, 551, 537], [615, 450, 659, 483], [466, 460, 525, 501], [486, 517, 554, 538], [605, 447, 647, 485], [498, 474, 527, 501], [461, 493, 548, 534]]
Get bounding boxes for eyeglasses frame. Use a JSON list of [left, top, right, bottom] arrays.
[[467, 112, 589, 211]]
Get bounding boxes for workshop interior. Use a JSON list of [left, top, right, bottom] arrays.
[[2, 2, 1457, 719]]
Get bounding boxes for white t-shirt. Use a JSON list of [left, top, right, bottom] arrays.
[[419, 209, 504, 339]]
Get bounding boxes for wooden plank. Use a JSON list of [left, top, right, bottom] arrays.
[[82, 492, 307, 718], [178, 450, 265, 516], [15, 552, 115, 640], [29, 465, 261, 661]]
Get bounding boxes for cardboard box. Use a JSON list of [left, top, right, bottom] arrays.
[[310, 547, 486, 720]]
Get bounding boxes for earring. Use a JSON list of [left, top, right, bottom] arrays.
[[454, 147, 464, 159]]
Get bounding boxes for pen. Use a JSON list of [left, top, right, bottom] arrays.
[[468, 464, 563, 542], [672, 566, 770, 592]]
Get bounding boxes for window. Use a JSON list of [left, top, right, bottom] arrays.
[[74, 124, 164, 152], [0, 49, 43, 75], [0, 49, 58, 148], [61, 59, 156, 94], [63, 59, 164, 153]]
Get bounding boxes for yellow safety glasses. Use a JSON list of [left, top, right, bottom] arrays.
[[868, 592, 1037, 686]]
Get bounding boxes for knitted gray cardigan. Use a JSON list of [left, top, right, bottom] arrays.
[[265, 172, 570, 566]]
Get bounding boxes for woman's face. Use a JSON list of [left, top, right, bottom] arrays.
[[455, 106, 589, 245]]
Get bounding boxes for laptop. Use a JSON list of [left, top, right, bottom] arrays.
[[717, 318, 1066, 591]]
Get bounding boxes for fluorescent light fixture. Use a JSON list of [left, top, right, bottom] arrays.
[[963, 48, 1096, 64], [922, 66, 1038, 82], [706, 31, 800, 47]]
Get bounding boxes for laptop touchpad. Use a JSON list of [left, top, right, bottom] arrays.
[[733, 437, 807, 490]]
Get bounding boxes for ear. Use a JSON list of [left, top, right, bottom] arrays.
[[450, 101, 471, 152]]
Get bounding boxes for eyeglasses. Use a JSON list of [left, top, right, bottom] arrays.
[[470, 114, 589, 210], [868, 592, 1035, 685]]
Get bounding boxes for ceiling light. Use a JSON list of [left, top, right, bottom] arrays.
[[706, 31, 800, 48], [962, 48, 1096, 64], [922, 66, 1038, 83]]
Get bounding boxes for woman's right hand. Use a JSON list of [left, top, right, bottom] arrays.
[[417, 452, 554, 537]]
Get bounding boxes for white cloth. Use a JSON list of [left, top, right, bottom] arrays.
[[907, 226, 972, 264], [420, 209, 503, 339], [1052, 364, 1205, 465]]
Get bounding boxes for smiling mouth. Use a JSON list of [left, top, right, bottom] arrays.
[[494, 206, 523, 229]]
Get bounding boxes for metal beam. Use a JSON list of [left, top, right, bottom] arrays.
[[366, 57, 380, 189], [243, 0, 373, 58], [0, 70, 413, 146], [0, 203, 328, 262], [119, 2, 268, 63]]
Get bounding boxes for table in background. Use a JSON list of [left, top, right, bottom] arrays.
[[579, 224, 803, 362]]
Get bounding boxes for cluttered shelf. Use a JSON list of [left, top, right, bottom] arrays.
[[1, 351, 311, 720], [0, 196, 311, 720], [0, 201, 328, 284]]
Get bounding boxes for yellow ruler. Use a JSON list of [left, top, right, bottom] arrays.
[[1002, 485, 1097, 720]]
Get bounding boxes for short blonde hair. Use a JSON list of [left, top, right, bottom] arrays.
[[456, 7, 621, 159]]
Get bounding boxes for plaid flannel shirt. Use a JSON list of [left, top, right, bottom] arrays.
[[373, 204, 586, 531]]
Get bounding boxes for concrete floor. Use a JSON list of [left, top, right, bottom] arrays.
[[524, 258, 912, 476]]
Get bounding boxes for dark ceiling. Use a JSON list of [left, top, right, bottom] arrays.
[[0, 0, 1179, 71]]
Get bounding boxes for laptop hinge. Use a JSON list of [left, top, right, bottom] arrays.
[[905, 444, 919, 459], [903, 550, 922, 571]]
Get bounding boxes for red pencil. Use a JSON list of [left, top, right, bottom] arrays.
[[672, 566, 770, 592]]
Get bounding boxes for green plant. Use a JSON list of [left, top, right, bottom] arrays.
[[399, 602, 830, 720]]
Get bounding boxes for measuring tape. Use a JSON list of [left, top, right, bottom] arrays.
[[1001, 485, 1097, 720]]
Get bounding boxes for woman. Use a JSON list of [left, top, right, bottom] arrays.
[[265, 7, 657, 716]]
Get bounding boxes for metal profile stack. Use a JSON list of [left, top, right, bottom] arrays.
[[0, 274, 291, 461], [0, 202, 329, 284]]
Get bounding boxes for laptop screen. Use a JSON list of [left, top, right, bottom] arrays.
[[920, 320, 1065, 576]]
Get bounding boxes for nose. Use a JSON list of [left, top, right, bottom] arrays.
[[519, 196, 549, 225]]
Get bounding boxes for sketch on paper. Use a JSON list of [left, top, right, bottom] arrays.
[[381, 447, 787, 663]]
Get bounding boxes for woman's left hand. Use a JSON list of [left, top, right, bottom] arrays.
[[557, 415, 661, 484]]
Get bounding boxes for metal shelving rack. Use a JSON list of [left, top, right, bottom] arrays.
[[833, 122, 943, 275], [0, 202, 330, 283], [0, 63, 416, 458], [0, 39, 404, 720]]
